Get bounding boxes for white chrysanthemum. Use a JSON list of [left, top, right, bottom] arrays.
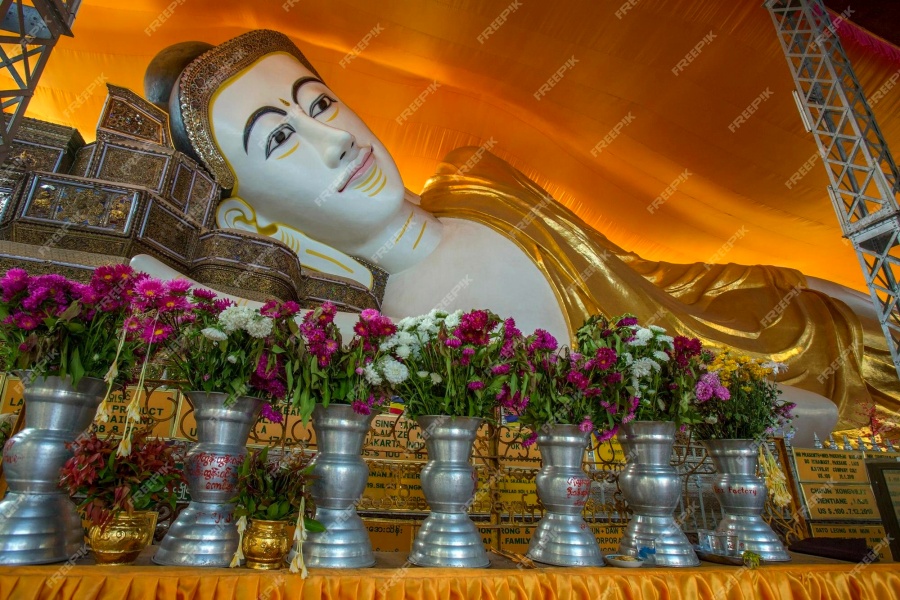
[[379, 339, 397, 351], [201, 327, 228, 341], [623, 352, 634, 365], [430, 372, 443, 385], [649, 325, 667, 333], [658, 335, 675, 346], [631, 357, 660, 378], [417, 318, 436, 333], [395, 345, 411, 359], [364, 364, 383, 386], [417, 370, 429, 378], [218, 306, 253, 333], [653, 351, 670, 363], [397, 316, 415, 329], [762, 361, 788, 375], [629, 328, 653, 347], [444, 310, 462, 330], [396, 331, 416, 346], [227, 354, 238, 364], [244, 316, 274, 339], [380, 357, 409, 385]]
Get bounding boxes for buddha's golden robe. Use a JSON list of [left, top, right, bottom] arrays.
[[420, 147, 899, 430]]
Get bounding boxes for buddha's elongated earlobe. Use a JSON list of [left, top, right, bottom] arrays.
[[216, 197, 374, 290], [216, 196, 259, 233]]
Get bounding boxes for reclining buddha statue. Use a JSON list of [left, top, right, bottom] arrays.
[[134, 29, 900, 439]]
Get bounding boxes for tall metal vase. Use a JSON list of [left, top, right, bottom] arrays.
[[302, 403, 375, 568], [408, 416, 489, 568], [153, 392, 262, 567], [618, 421, 699, 567], [526, 425, 603, 566], [703, 439, 791, 561], [0, 374, 105, 565]]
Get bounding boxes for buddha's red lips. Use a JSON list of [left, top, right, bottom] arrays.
[[338, 151, 375, 193]]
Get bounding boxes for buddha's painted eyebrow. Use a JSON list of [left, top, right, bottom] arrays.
[[243, 106, 287, 153], [292, 76, 325, 106]]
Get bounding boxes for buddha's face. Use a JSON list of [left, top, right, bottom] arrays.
[[209, 52, 405, 245]]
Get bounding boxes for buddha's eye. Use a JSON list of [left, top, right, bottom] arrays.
[[266, 124, 295, 158], [309, 94, 337, 119]]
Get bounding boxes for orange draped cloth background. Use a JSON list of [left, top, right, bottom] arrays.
[[3, 561, 898, 600], [20, 0, 900, 295]]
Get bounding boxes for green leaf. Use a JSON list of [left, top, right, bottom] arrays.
[[304, 518, 326, 533], [70, 347, 85, 384]]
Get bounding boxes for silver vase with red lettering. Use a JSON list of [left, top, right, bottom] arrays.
[[0, 373, 105, 564], [703, 439, 790, 561], [153, 392, 262, 567], [618, 420, 699, 566], [526, 424, 603, 566], [408, 415, 489, 568]]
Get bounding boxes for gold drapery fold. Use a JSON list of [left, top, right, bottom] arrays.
[[9, 562, 898, 600], [420, 148, 900, 429]]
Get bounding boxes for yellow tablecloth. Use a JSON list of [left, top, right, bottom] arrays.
[[2, 551, 897, 600]]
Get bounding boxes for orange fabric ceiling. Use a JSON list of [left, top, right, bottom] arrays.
[[19, 0, 900, 294]]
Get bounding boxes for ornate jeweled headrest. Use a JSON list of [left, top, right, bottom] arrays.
[[171, 29, 321, 189]]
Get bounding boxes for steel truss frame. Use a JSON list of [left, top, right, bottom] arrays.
[[0, 0, 78, 160], [766, 0, 900, 380]]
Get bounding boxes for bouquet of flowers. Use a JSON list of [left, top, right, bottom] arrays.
[[511, 328, 623, 446], [576, 314, 709, 426], [388, 309, 522, 420], [692, 349, 795, 440], [150, 293, 299, 423], [289, 302, 404, 422], [59, 430, 183, 527], [231, 447, 323, 573], [0, 265, 142, 388]]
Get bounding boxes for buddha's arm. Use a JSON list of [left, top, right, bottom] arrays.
[[129, 254, 362, 336]]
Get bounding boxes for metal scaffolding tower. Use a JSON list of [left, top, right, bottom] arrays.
[[0, 0, 79, 160], [766, 0, 900, 380]]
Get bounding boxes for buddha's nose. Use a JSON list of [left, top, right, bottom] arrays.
[[294, 115, 355, 168]]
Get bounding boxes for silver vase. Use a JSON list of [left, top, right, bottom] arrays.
[[301, 403, 375, 568], [408, 416, 489, 568], [526, 425, 604, 566], [153, 392, 262, 567], [703, 439, 791, 562], [0, 374, 105, 565], [618, 421, 699, 567]]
